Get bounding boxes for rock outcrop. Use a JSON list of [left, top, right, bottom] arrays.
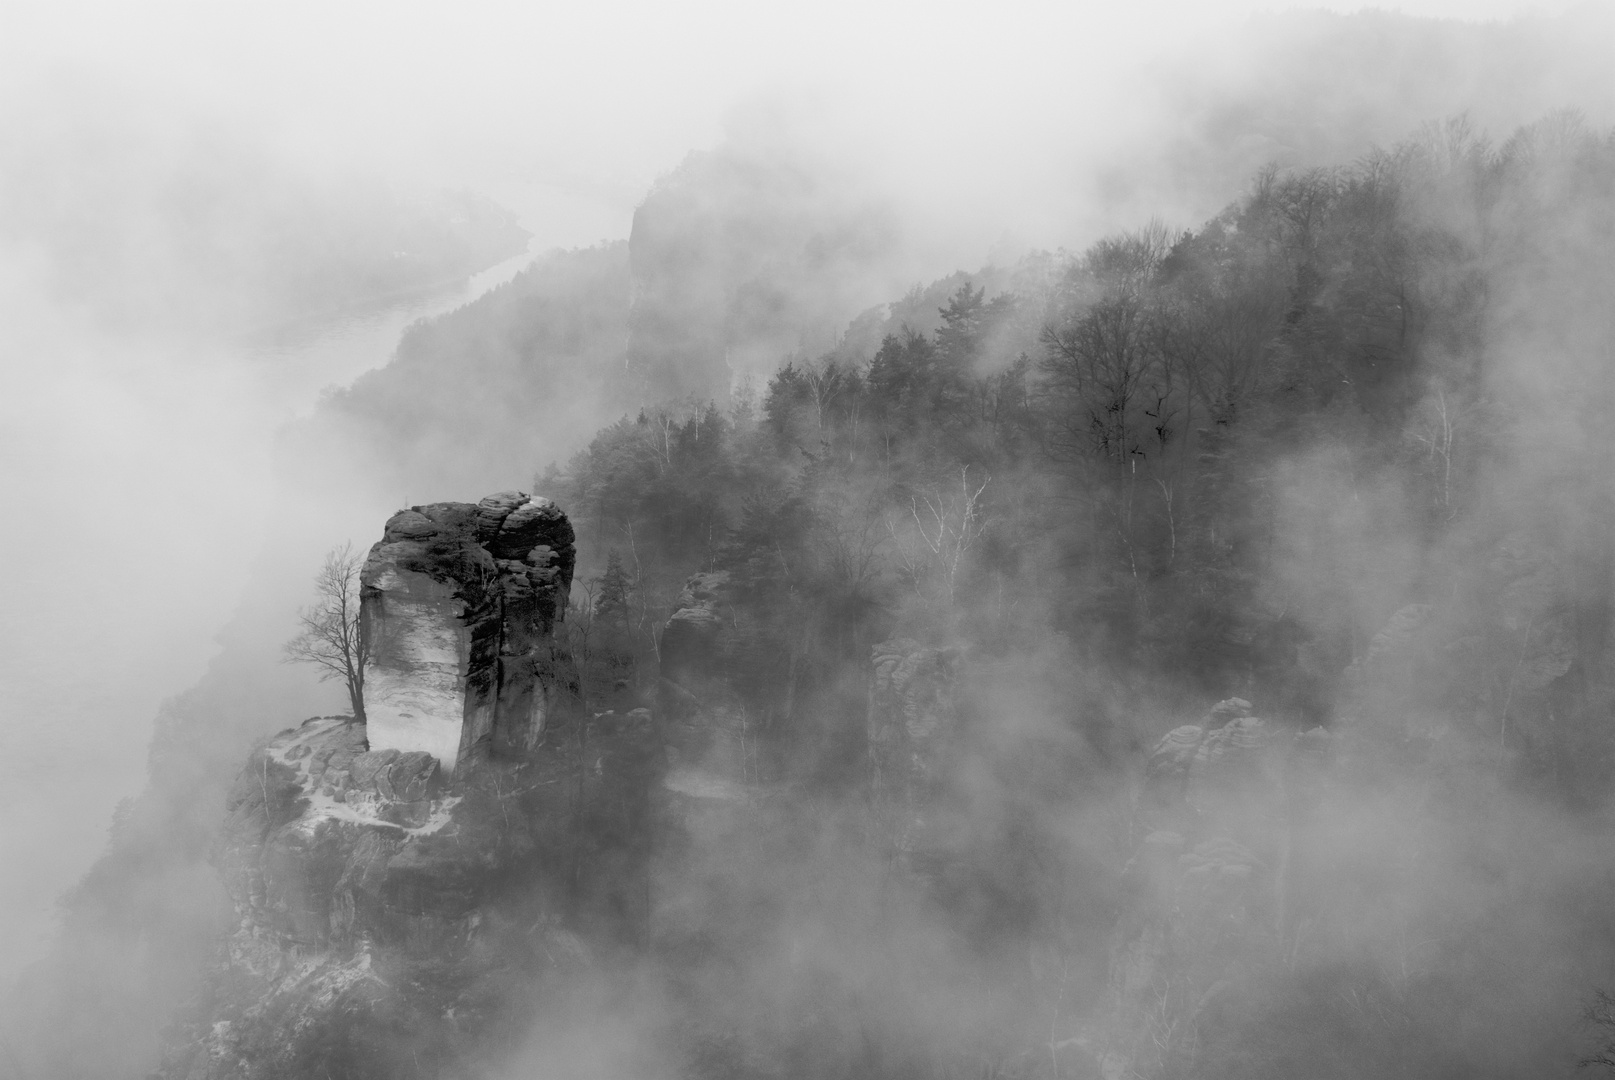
[[154, 495, 668, 1080], [157, 715, 483, 1078], [657, 571, 753, 800], [214, 717, 456, 954], [361, 490, 578, 773], [1105, 698, 1332, 1079], [659, 571, 739, 685]]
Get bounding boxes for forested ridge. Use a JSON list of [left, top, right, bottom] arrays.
[[563, 112, 1614, 765], [533, 113, 1615, 1077]]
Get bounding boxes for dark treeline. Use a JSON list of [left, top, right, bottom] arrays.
[[536, 112, 1615, 1077], [562, 112, 1615, 775]]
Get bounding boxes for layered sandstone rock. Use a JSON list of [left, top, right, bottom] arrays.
[[158, 715, 478, 1078], [161, 710, 598, 1079], [659, 570, 737, 684], [151, 495, 674, 1080], [361, 490, 578, 773], [214, 716, 459, 957]]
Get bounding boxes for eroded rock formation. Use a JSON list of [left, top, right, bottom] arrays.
[[157, 715, 483, 1078], [1105, 698, 1333, 1078], [658, 571, 753, 800], [153, 494, 669, 1080], [361, 490, 578, 773]]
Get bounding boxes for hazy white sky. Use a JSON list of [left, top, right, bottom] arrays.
[[1, 0, 1595, 249]]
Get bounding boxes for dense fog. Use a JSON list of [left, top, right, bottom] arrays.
[[2, 1, 1614, 1078]]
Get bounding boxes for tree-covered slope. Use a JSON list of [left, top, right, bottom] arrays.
[[8, 7, 1615, 1067]]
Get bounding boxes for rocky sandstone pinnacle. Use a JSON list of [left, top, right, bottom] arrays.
[[360, 490, 579, 774]]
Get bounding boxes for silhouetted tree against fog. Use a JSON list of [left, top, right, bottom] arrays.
[[283, 543, 368, 722]]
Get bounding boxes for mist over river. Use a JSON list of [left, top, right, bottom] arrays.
[[0, 247, 534, 985]]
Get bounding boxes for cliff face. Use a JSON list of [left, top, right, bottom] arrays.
[[361, 491, 579, 772], [156, 494, 664, 1080]]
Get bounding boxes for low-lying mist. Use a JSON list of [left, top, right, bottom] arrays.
[[3, 3, 1615, 1078]]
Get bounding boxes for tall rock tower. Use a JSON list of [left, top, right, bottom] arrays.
[[154, 493, 669, 1080], [360, 490, 579, 773]]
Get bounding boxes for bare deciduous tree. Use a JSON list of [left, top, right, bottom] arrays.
[[283, 542, 368, 722], [887, 466, 991, 604], [1407, 382, 1470, 516], [801, 359, 852, 432]]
